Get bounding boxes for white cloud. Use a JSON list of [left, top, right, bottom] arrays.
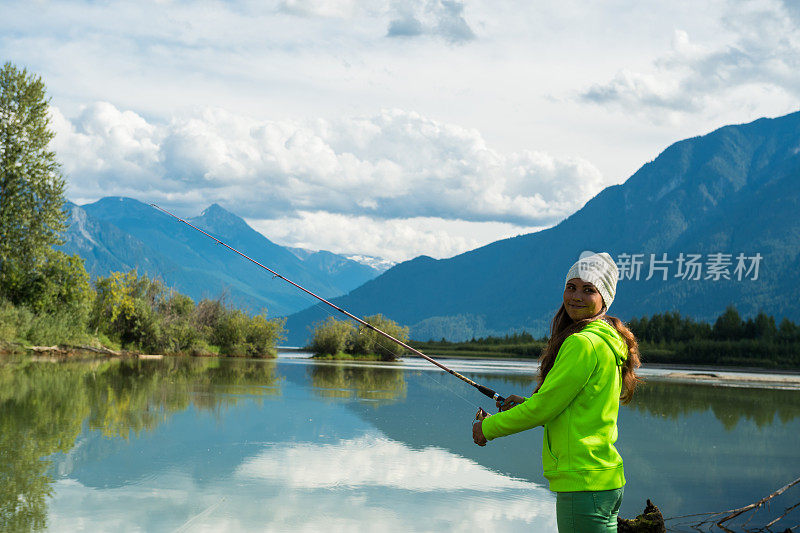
[[248, 212, 543, 261], [580, 0, 800, 119], [7, 0, 800, 260], [51, 103, 162, 187], [386, 1, 476, 43], [270, 0, 478, 43], [278, 0, 371, 18], [53, 102, 592, 260], [52, 103, 604, 226]]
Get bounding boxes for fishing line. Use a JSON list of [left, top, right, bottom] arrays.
[[414, 364, 483, 410], [152, 204, 506, 407], [271, 289, 483, 410], [359, 326, 483, 410], [291, 298, 479, 412], [349, 318, 485, 410], [172, 497, 226, 533]]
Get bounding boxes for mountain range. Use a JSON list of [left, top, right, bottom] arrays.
[[60, 111, 800, 345], [59, 198, 386, 317], [284, 110, 800, 343]]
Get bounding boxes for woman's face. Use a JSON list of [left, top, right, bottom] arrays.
[[563, 278, 604, 320]]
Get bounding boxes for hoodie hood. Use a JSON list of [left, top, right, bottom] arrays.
[[583, 318, 628, 367]]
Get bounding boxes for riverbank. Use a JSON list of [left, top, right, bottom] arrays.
[[5, 344, 800, 390], [408, 338, 800, 371], [394, 353, 800, 389], [0, 339, 277, 361], [639, 365, 800, 388], [274, 348, 800, 390]]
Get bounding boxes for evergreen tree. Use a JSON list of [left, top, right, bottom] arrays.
[[778, 318, 800, 343], [713, 305, 744, 341], [746, 311, 777, 340], [0, 62, 67, 303]]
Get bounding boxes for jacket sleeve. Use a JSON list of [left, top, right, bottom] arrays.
[[481, 334, 597, 440]]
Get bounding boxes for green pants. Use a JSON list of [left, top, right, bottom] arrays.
[[556, 487, 624, 533]]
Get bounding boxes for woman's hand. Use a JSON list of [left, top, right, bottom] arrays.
[[497, 394, 525, 412], [473, 408, 488, 446]]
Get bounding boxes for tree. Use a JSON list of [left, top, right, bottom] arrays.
[[778, 318, 800, 343], [713, 305, 744, 341], [90, 271, 166, 349], [0, 62, 67, 303], [351, 314, 409, 361], [309, 316, 356, 356], [744, 311, 777, 340]]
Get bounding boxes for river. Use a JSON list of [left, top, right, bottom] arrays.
[[1, 352, 799, 531]]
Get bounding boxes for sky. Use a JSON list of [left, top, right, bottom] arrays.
[[3, 0, 800, 262]]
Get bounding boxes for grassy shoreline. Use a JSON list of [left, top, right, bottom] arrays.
[[0, 337, 278, 360], [5, 346, 800, 389], [4, 340, 799, 376]]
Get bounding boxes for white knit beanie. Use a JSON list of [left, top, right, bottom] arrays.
[[564, 251, 618, 310]]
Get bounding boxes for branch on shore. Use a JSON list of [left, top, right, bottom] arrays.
[[666, 475, 800, 531], [24, 344, 122, 357], [28, 345, 62, 353], [67, 344, 122, 356], [716, 476, 799, 526]]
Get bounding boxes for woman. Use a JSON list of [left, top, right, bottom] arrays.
[[472, 252, 642, 533]]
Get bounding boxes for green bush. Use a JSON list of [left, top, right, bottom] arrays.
[[0, 252, 94, 344], [89, 275, 284, 357], [161, 318, 202, 354], [212, 308, 251, 356], [309, 314, 408, 361], [203, 301, 284, 357], [157, 293, 203, 354], [194, 299, 225, 339], [32, 252, 94, 318], [90, 271, 166, 349], [310, 316, 356, 356], [25, 311, 89, 345], [166, 293, 195, 317], [0, 261, 285, 357], [246, 315, 285, 358], [352, 314, 409, 361], [0, 300, 33, 342]]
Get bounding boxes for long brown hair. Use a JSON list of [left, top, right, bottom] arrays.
[[536, 304, 643, 404]]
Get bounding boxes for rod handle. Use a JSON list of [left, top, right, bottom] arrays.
[[477, 384, 505, 404]]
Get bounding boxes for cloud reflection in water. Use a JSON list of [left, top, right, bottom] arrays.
[[47, 432, 555, 532], [236, 432, 537, 492]]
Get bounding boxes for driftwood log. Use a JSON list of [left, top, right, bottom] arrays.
[[67, 344, 122, 356], [27, 345, 69, 355], [25, 344, 122, 356]]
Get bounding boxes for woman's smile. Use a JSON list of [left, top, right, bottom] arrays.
[[563, 278, 604, 319]]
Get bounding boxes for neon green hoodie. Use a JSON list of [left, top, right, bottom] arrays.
[[481, 318, 628, 492]]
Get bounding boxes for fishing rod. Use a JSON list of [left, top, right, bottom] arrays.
[[151, 204, 506, 405]]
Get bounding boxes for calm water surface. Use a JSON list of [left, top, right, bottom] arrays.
[[2, 353, 799, 532]]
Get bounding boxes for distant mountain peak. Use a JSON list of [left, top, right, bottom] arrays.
[[284, 109, 800, 343], [102, 196, 138, 205], [199, 203, 239, 221], [345, 254, 396, 273], [63, 197, 385, 318], [194, 203, 251, 234], [200, 203, 229, 217]]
